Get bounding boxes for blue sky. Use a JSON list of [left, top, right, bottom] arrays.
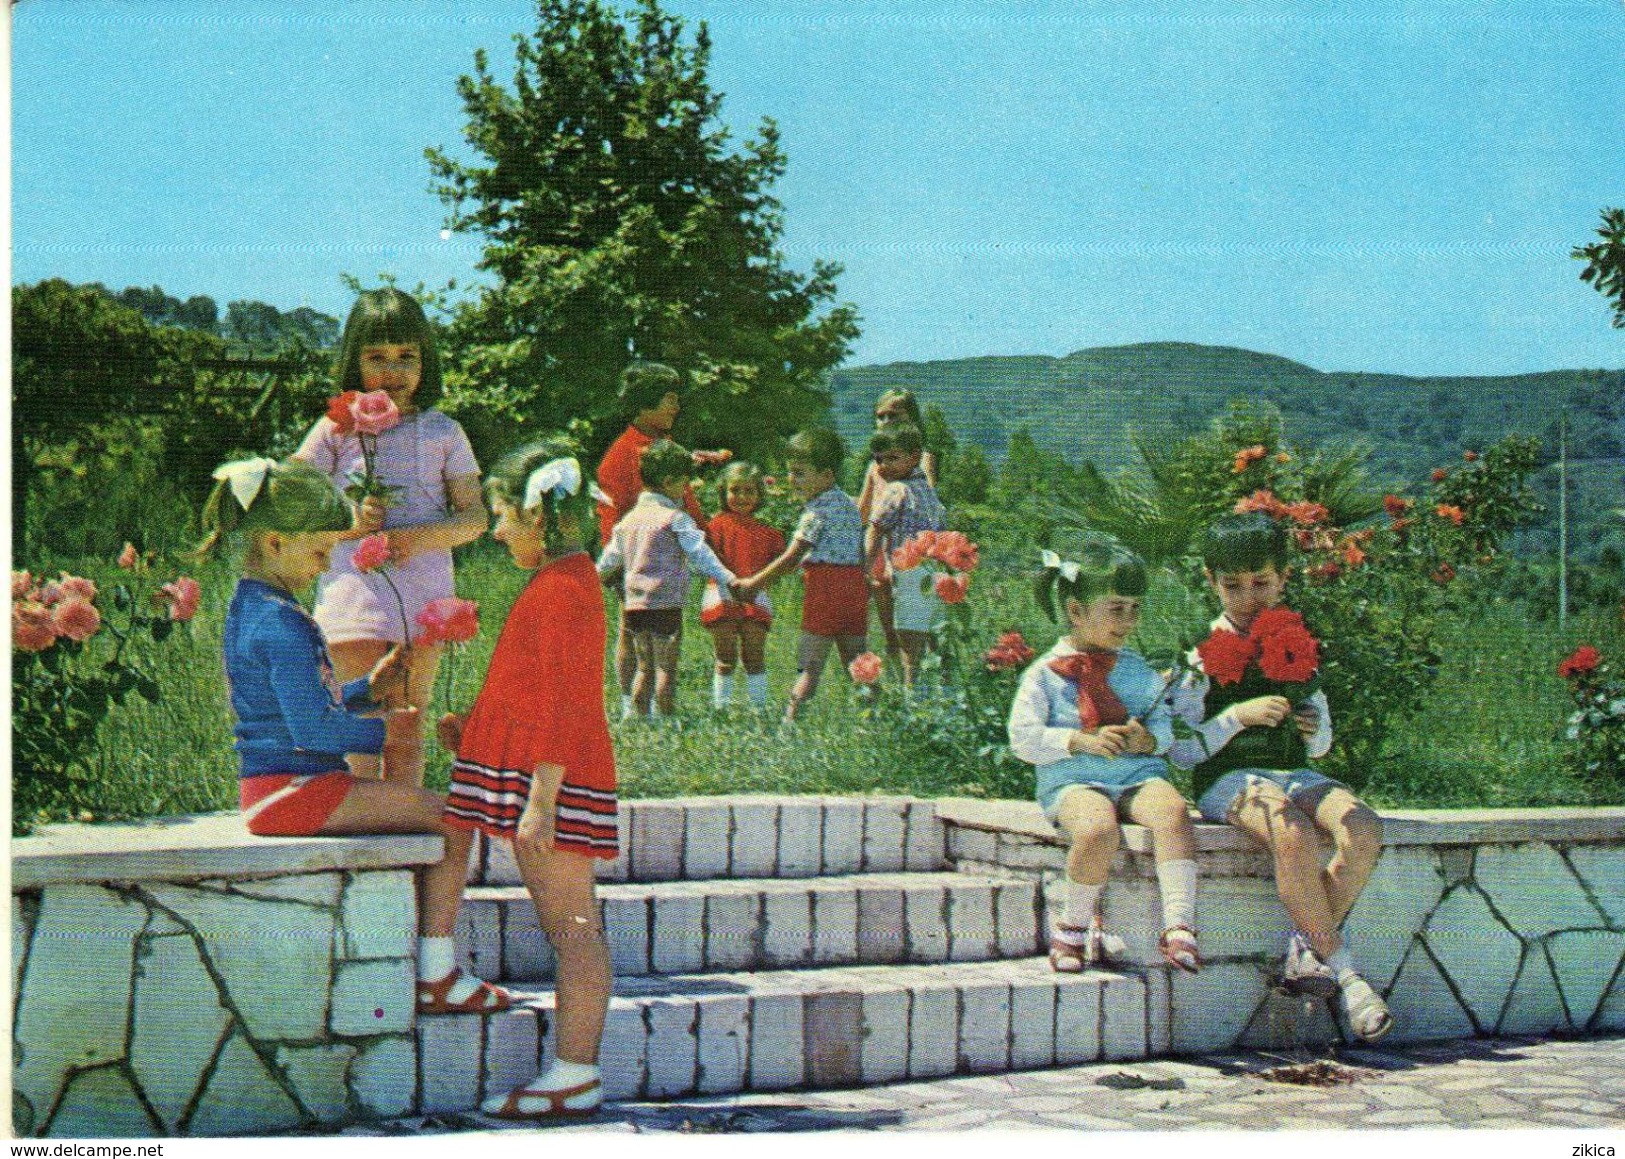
[[12, 0, 1625, 376]]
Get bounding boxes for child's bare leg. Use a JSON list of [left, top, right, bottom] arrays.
[[1126, 779, 1200, 969], [1311, 788, 1383, 928], [386, 643, 442, 786], [896, 629, 931, 688], [630, 630, 657, 715], [788, 632, 834, 718], [318, 779, 445, 836], [1055, 787, 1120, 887], [710, 623, 741, 676], [739, 622, 768, 674], [652, 630, 681, 716], [1124, 779, 1195, 864], [329, 639, 391, 779], [615, 608, 635, 700], [833, 633, 868, 670], [1228, 780, 1340, 959], [874, 582, 899, 657]]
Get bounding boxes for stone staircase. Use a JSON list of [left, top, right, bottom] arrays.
[[416, 795, 1164, 1112]]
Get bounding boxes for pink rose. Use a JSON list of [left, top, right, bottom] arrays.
[[50, 597, 102, 643], [12, 571, 33, 600], [416, 597, 479, 646], [56, 573, 97, 602], [934, 573, 969, 604], [848, 652, 884, 685], [13, 602, 57, 653], [35, 581, 64, 606], [350, 390, 402, 437], [891, 539, 928, 573], [117, 542, 140, 570], [353, 533, 393, 573], [160, 577, 202, 622]]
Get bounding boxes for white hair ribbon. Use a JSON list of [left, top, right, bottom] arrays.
[[522, 457, 584, 511], [212, 457, 279, 511], [1040, 548, 1082, 582]]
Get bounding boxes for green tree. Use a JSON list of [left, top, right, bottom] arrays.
[[426, 0, 859, 460], [1574, 206, 1625, 328]]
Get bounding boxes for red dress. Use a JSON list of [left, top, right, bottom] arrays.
[[700, 510, 787, 626], [443, 553, 619, 858], [595, 424, 705, 547]]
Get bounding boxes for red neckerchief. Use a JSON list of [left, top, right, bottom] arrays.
[[1048, 648, 1127, 730]]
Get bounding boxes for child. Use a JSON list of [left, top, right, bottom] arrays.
[[433, 438, 619, 1119], [734, 428, 869, 720], [597, 439, 737, 718], [1008, 534, 1201, 974], [203, 457, 512, 1017], [864, 423, 947, 689], [1168, 512, 1390, 1041], [701, 462, 787, 710], [594, 362, 708, 719], [856, 389, 940, 657], [293, 287, 487, 785]]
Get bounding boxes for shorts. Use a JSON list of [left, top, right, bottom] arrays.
[[240, 771, 354, 837], [1036, 754, 1172, 821], [624, 607, 683, 637], [801, 563, 869, 637], [1197, 767, 1347, 824], [889, 566, 945, 633]]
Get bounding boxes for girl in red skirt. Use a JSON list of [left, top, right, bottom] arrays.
[[701, 463, 787, 710], [430, 436, 618, 1120]]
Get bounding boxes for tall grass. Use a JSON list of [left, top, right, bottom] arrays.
[[24, 539, 1625, 827]]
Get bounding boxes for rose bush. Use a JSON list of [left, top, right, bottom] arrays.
[[1557, 644, 1624, 784]]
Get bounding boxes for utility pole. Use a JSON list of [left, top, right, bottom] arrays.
[[1558, 409, 1569, 629]]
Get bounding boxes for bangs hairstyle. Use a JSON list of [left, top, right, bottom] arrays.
[[870, 423, 923, 456], [716, 460, 764, 497], [618, 361, 682, 416], [334, 288, 444, 406], [874, 388, 924, 427], [485, 435, 597, 560], [785, 427, 846, 474], [1201, 512, 1289, 575], [639, 440, 693, 489], [196, 460, 351, 559], [1034, 532, 1148, 623]]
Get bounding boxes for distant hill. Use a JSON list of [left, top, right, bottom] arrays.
[[828, 341, 1625, 555]]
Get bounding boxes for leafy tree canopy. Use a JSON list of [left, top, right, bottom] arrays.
[[1574, 206, 1625, 329], [427, 0, 859, 460]]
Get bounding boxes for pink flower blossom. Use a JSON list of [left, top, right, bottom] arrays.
[[117, 542, 140, 570], [891, 539, 929, 573], [353, 533, 393, 572], [35, 581, 65, 606], [12, 571, 33, 600], [51, 597, 102, 643], [350, 390, 402, 437], [415, 597, 480, 645], [934, 573, 969, 604], [160, 577, 202, 622], [56, 573, 97, 602], [13, 602, 56, 652], [848, 652, 884, 685]]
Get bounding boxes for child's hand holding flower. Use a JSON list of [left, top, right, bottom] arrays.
[[1292, 701, 1321, 740]]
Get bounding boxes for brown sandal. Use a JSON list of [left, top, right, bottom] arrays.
[[1160, 925, 1202, 974], [416, 968, 515, 1015], [1049, 924, 1091, 973], [487, 1078, 603, 1121]]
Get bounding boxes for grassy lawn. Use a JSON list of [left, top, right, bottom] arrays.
[[24, 539, 1625, 827]]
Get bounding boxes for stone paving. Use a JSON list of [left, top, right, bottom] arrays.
[[327, 1033, 1625, 1135]]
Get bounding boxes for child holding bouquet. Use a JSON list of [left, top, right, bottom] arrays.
[[856, 389, 939, 656], [1168, 512, 1390, 1041], [701, 462, 786, 710], [1008, 534, 1201, 974], [864, 423, 948, 690], [293, 288, 487, 785]]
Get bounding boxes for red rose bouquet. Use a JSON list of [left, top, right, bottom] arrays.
[[1195, 606, 1322, 769]]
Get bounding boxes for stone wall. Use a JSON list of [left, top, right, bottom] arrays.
[[938, 800, 1625, 1053], [11, 816, 442, 1138]]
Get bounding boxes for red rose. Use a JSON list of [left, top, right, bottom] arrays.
[[1382, 494, 1411, 519], [1234, 489, 1287, 519], [51, 597, 102, 643], [117, 543, 140, 570], [933, 573, 969, 604], [326, 391, 361, 435], [1307, 561, 1342, 583], [12, 571, 33, 600], [1232, 445, 1267, 474], [160, 577, 202, 622], [891, 539, 929, 573], [352, 390, 402, 436], [1249, 606, 1307, 639], [1431, 468, 1448, 483], [1464, 450, 1479, 463], [13, 602, 57, 653], [353, 533, 393, 572], [1340, 539, 1366, 568], [1284, 500, 1329, 527], [848, 652, 884, 685], [985, 631, 1035, 671], [1432, 562, 1456, 584], [1435, 504, 1466, 526], [1196, 628, 1256, 686], [1256, 622, 1319, 683], [1557, 645, 1601, 679], [416, 596, 480, 646]]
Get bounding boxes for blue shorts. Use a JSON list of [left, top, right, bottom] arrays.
[[890, 566, 945, 633], [1196, 767, 1347, 824], [1037, 754, 1171, 822]]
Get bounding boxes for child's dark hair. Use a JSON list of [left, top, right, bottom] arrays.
[[485, 435, 598, 559], [1034, 531, 1148, 623], [785, 427, 845, 474], [1201, 513, 1289, 575], [874, 388, 924, 428], [196, 459, 352, 559], [334, 288, 444, 407], [717, 461, 764, 499], [870, 423, 923, 456], [618, 362, 682, 416], [639, 440, 693, 489]]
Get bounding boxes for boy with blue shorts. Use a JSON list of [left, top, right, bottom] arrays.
[[1169, 513, 1391, 1041]]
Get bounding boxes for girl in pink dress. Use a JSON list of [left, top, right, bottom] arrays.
[[294, 288, 486, 784]]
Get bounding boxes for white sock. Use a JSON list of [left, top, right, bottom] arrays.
[[1154, 858, 1198, 931], [712, 671, 732, 708], [1327, 946, 1355, 976], [1062, 881, 1104, 932], [746, 672, 768, 707], [481, 1059, 602, 1114]]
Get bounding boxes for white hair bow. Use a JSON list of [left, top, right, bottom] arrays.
[[1040, 548, 1081, 582], [523, 456, 613, 511], [212, 457, 280, 511]]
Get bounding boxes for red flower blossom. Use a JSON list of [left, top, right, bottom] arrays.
[[1234, 489, 1287, 519], [1463, 450, 1479, 463], [159, 577, 202, 622], [57, 573, 97, 602], [1432, 562, 1456, 584], [12, 601, 56, 653], [351, 390, 402, 437], [1196, 628, 1256, 686], [1307, 561, 1342, 583], [1256, 620, 1320, 682], [326, 391, 361, 435], [848, 652, 884, 685], [1232, 445, 1268, 474], [985, 631, 1036, 671], [12, 571, 33, 600], [1435, 504, 1466, 526], [1284, 500, 1329, 527], [353, 533, 393, 572], [891, 539, 929, 572], [117, 543, 140, 570], [50, 597, 102, 643], [1557, 646, 1601, 679], [1340, 540, 1366, 568], [934, 573, 969, 604], [1382, 494, 1412, 519], [416, 597, 480, 646]]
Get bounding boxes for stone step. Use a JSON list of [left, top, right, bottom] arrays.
[[456, 871, 1043, 982], [415, 956, 1162, 1111]]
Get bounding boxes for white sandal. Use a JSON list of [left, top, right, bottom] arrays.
[[1338, 970, 1393, 1042]]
